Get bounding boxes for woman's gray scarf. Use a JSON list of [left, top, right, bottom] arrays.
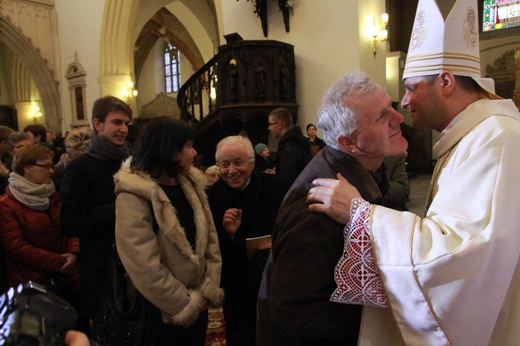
[[86, 132, 131, 162], [8, 172, 55, 211]]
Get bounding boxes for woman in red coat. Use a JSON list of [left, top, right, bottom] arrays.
[[0, 144, 79, 296]]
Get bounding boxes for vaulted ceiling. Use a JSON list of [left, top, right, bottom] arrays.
[[134, 7, 204, 85]]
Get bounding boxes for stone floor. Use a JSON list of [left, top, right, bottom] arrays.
[[406, 173, 432, 216]]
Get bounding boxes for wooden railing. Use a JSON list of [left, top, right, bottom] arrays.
[[177, 55, 218, 124]]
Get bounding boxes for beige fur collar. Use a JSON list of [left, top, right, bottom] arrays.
[[114, 158, 210, 265]]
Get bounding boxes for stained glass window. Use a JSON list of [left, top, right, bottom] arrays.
[[483, 0, 520, 32], [164, 43, 180, 93]]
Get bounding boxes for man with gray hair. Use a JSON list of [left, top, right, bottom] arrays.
[[206, 135, 287, 346], [256, 70, 408, 345]]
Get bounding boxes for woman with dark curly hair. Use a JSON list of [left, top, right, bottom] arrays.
[[112, 117, 224, 345]]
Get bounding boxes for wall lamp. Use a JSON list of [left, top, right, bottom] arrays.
[[30, 105, 43, 124], [372, 13, 389, 58], [121, 81, 138, 104]]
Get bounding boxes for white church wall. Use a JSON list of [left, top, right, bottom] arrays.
[[54, 0, 105, 131], [136, 40, 163, 115]]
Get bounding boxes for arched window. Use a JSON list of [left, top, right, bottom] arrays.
[[164, 42, 180, 93]]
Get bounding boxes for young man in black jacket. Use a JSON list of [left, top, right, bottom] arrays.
[[60, 96, 132, 330], [268, 108, 311, 186]]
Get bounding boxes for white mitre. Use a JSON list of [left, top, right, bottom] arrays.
[[403, 0, 497, 95]]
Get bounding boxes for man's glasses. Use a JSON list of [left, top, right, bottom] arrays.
[[32, 163, 54, 170]]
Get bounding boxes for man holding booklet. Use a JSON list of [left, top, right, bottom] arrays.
[[207, 135, 288, 346]]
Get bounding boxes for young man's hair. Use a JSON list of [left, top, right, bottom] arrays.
[[269, 108, 293, 129], [131, 116, 194, 179], [12, 144, 54, 175], [92, 96, 133, 127], [23, 124, 47, 143]]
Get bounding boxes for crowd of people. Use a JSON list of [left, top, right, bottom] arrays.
[[0, 92, 410, 345], [0, 0, 519, 345]]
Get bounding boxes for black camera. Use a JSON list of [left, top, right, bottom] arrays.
[[0, 282, 78, 345]]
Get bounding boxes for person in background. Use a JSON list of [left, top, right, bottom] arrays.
[[60, 96, 132, 331], [64, 127, 93, 162], [257, 71, 408, 345], [207, 136, 287, 346], [46, 132, 55, 146], [307, 0, 520, 344], [114, 116, 223, 345], [24, 124, 51, 149], [53, 127, 93, 191], [0, 132, 33, 195], [48, 132, 65, 163], [0, 126, 16, 292], [268, 108, 311, 186], [0, 126, 15, 191], [306, 123, 326, 157], [382, 153, 410, 211], [253, 142, 275, 173], [24, 124, 61, 164], [6, 132, 33, 157], [0, 145, 79, 302], [0, 126, 15, 161], [204, 165, 220, 188]]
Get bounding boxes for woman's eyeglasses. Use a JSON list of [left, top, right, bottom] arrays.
[[32, 163, 54, 170]]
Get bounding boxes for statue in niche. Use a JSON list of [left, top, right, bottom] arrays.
[[229, 59, 238, 101], [280, 66, 290, 100], [255, 62, 266, 99]]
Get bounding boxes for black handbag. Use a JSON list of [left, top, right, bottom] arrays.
[[36, 272, 71, 298], [14, 261, 71, 299], [92, 245, 148, 346]]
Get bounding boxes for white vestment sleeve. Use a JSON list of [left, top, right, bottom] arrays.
[[370, 111, 520, 345], [330, 199, 388, 307]]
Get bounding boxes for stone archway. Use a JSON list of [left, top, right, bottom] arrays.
[[0, 14, 62, 133], [99, 0, 219, 115]]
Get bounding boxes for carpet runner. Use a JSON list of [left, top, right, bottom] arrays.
[[205, 307, 226, 345]]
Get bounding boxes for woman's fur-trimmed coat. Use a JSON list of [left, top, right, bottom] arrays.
[[113, 158, 224, 327]]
